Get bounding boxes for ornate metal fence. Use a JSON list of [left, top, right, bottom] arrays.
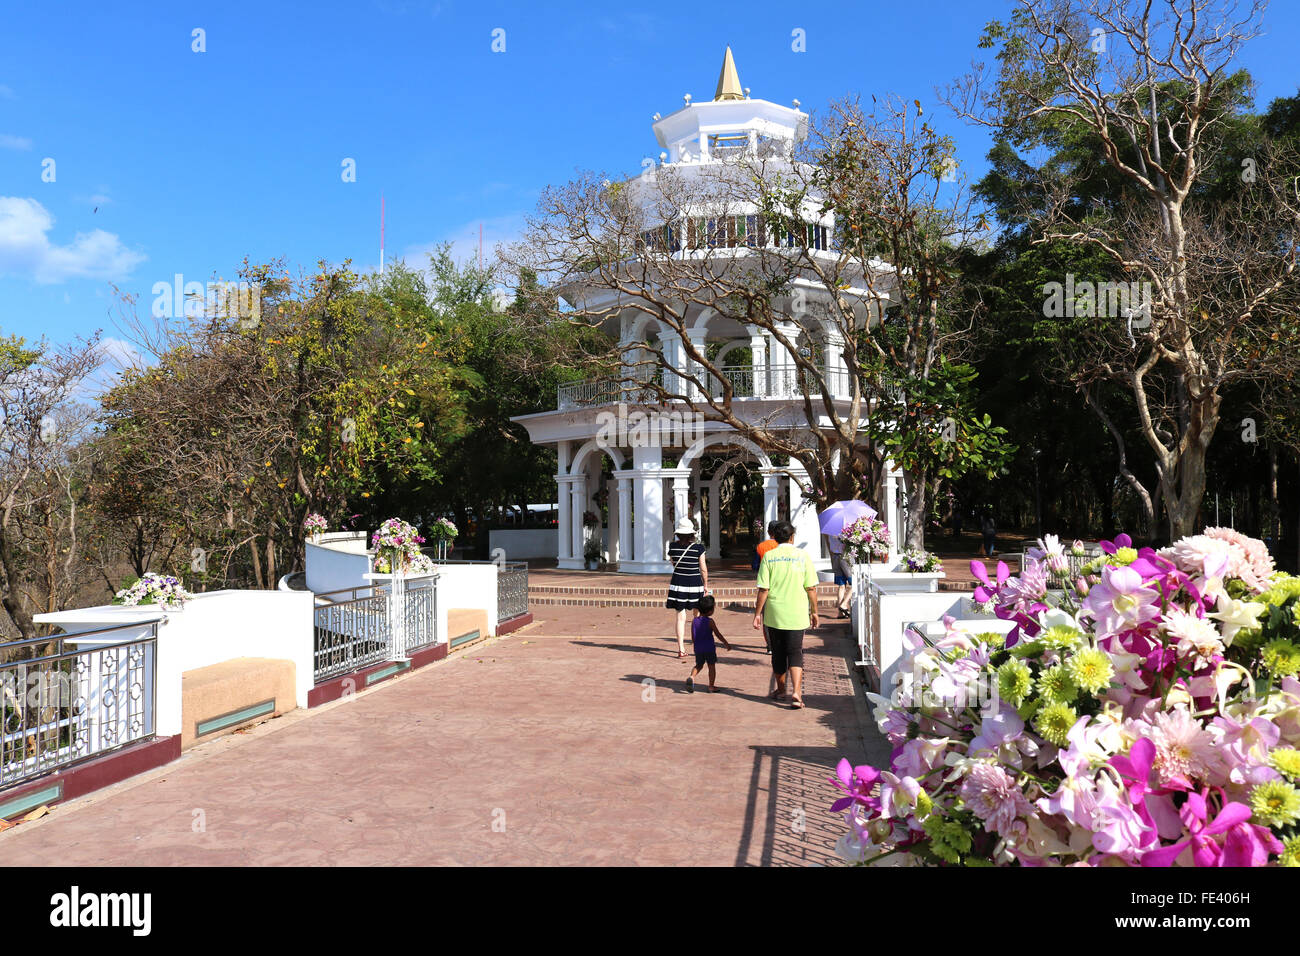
[[402, 583, 437, 654], [498, 562, 529, 623], [312, 586, 392, 683], [1, 622, 157, 790]]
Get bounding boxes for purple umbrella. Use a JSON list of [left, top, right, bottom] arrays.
[[818, 500, 877, 538]]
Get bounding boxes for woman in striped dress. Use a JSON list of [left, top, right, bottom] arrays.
[[666, 519, 709, 659]]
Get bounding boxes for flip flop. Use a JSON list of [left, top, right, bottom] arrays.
[[686, 676, 694, 693], [789, 697, 805, 710]]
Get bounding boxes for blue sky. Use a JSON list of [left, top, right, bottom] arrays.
[[2, 0, 1298, 351]]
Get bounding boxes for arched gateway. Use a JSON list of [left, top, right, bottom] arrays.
[[510, 48, 906, 574]]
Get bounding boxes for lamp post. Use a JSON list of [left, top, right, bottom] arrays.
[[1033, 447, 1042, 538]]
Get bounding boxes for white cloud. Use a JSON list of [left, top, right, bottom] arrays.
[[70, 336, 147, 403], [0, 134, 32, 150], [400, 214, 525, 274], [0, 196, 145, 283]]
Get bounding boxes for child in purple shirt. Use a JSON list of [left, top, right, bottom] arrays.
[[686, 595, 731, 694]]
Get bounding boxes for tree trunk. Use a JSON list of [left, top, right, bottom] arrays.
[[903, 466, 927, 550]]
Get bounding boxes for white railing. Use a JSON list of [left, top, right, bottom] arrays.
[[560, 364, 856, 408], [1, 622, 157, 790]]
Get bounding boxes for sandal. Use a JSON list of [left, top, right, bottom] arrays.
[[686, 676, 695, 693], [789, 697, 805, 709]]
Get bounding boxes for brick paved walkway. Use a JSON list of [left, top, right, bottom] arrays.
[[0, 601, 888, 866]]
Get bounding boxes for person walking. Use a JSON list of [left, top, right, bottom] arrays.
[[753, 519, 819, 709], [685, 595, 731, 693], [825, 529, 852, 619], [980, 511, 998, 558], [666, 519, 708, 659]]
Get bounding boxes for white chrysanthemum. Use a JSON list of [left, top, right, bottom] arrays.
[[1162, 607, 1225, 667]]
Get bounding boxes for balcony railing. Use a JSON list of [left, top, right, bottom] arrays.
[[1, 621, 157, 790], [556, 364, 857, 409]]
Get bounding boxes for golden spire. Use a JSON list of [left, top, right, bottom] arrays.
[[713, 46, 744, 101]]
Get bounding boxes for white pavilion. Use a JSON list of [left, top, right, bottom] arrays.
[[512, 48, 906, 574]]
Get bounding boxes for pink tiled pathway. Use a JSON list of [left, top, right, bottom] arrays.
[[0, 602, 887, 866]]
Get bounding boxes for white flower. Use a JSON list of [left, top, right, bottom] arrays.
[[1162, 607, 1224, 667], [1207, 593, 1265, 645]]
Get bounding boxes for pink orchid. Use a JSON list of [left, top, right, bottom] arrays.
[[1140, 792, 1253, 867], [1083, 565, 1161, 638], [829, 758, 881, 814]]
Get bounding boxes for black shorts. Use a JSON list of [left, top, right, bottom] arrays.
[[694, 650, 717, 669], [767, 627, 805, 673]]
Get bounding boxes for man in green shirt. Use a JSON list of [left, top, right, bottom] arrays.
[[752, 519, 819, 709]]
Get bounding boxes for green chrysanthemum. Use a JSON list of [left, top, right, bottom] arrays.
[[1261, 638, 1300, 677], [1039, 625, 1082, 650], [1037, 664, 1078, 703], [997, 660, 1033, 706], [1281, 836, 1300, 868], [1066, 648, 1114, 695], [1249, 780, 1300, 827], [1260, 575, 1300, 608], [1034, 701, 1078, 746], [975, 631, 1006, 650], [1113, 547, 1139, 565], [1270, 748, 1300, 780]]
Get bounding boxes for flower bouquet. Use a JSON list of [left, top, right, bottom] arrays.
[[371, 518, 427, 574], [303, 512, 328, 542], [902, 549, 942, 574], [839, 516, 892, 565], [832, 527, 1300, 867], [114, 572, 193, 609]]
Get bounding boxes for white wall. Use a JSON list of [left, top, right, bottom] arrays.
[[37, 589, 316, 740], [305, 534, 371, 594], [489, 528, 557, 560], [429, 564, 499, 636]]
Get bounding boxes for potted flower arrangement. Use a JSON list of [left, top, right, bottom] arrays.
[[901, 548, 941, 574], [371, 518, 426, 574], [584, 537, 602, 571], [303, 512, 328, 543], [113, 572, 193, 610], [427, 517, 457, 560], [839, 515, 892, 566], [831, 527, 1300, 867]]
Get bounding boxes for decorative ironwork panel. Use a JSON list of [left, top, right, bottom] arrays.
[[1, 624, 156, 790], [498, 563, 529, 623]]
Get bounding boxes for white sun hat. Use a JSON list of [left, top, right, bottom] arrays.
[[674, 518, 696, 536]]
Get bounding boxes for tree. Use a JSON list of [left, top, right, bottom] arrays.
[[950, 0, 1300, 538], [101, 260, 455, 588], [0, 335, 103, 641]]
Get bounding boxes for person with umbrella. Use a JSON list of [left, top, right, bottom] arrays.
[[818, 500, 876, 619]]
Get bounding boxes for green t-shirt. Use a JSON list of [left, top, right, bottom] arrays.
[[756, 543, 818, 630]]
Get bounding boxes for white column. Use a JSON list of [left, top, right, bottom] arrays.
[[616, 474, 634, 564], [670, 474, 690, 531], [659, 331, 683, 397], [747, 325, 768, 398], [789, 465, 828, 571], [772, 322, 799, 396], [628, 443, 669, 573], [708, 481, 721, 558], [823, 327, 847, 398], [570, 477, 587, 568], [884, 460, 902, 564], [761, 467, 781, 528], [556, 477, 573, 563], [685, 329, 708, 402]]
